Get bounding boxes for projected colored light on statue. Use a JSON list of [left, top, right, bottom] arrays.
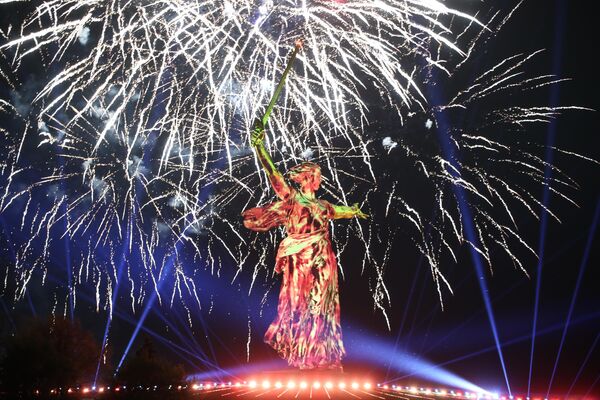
[[243, 42, 366, 369]]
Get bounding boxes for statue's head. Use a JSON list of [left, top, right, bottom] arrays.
[[287, 162, 321, 193]]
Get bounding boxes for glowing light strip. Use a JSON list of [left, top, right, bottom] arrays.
[[42, 378, 565, 400]]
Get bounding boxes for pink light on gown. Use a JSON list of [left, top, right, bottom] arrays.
[[243, 167, 345, 370]]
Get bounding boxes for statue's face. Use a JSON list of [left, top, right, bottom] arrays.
[[288, 163, 321, 193], [302, 169, 321, 193]]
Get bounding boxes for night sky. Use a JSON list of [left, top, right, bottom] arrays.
[[1, 1, 599, 398]]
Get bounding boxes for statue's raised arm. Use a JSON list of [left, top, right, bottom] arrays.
[[250, 118, 292, 200], [249, 39, 303, 200]]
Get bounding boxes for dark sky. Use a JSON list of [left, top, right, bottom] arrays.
[[1, 1, 599, 398]]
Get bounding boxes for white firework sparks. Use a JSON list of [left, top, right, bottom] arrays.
[[0, 0, 595, 324]]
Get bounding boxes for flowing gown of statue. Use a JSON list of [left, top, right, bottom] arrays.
[[243, 186, 345, 369]]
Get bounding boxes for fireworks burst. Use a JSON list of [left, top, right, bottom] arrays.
[[0, 0, 595, 325]]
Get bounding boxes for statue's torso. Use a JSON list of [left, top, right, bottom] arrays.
[[285, 192, 331, 234]]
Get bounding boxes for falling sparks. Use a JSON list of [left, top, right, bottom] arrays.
[[247, 318, 252, 363], [0, 0, 596, 325]]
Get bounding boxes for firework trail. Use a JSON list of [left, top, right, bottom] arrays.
[[0, 0, 594, 326]]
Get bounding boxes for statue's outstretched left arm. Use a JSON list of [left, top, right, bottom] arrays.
[[330, 202, 368, 220]]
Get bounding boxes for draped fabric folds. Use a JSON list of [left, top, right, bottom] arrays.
[[242, 196, 344, 369]]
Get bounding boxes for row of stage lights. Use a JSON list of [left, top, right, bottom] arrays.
[[379, 386, 561, 400], [191, 380, 373, 391], [41, 385, 173, 395], [38, 381, 562, 400], [189, 380, 528, 400]]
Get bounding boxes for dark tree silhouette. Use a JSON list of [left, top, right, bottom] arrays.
[[0, 316, 100, 397]]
